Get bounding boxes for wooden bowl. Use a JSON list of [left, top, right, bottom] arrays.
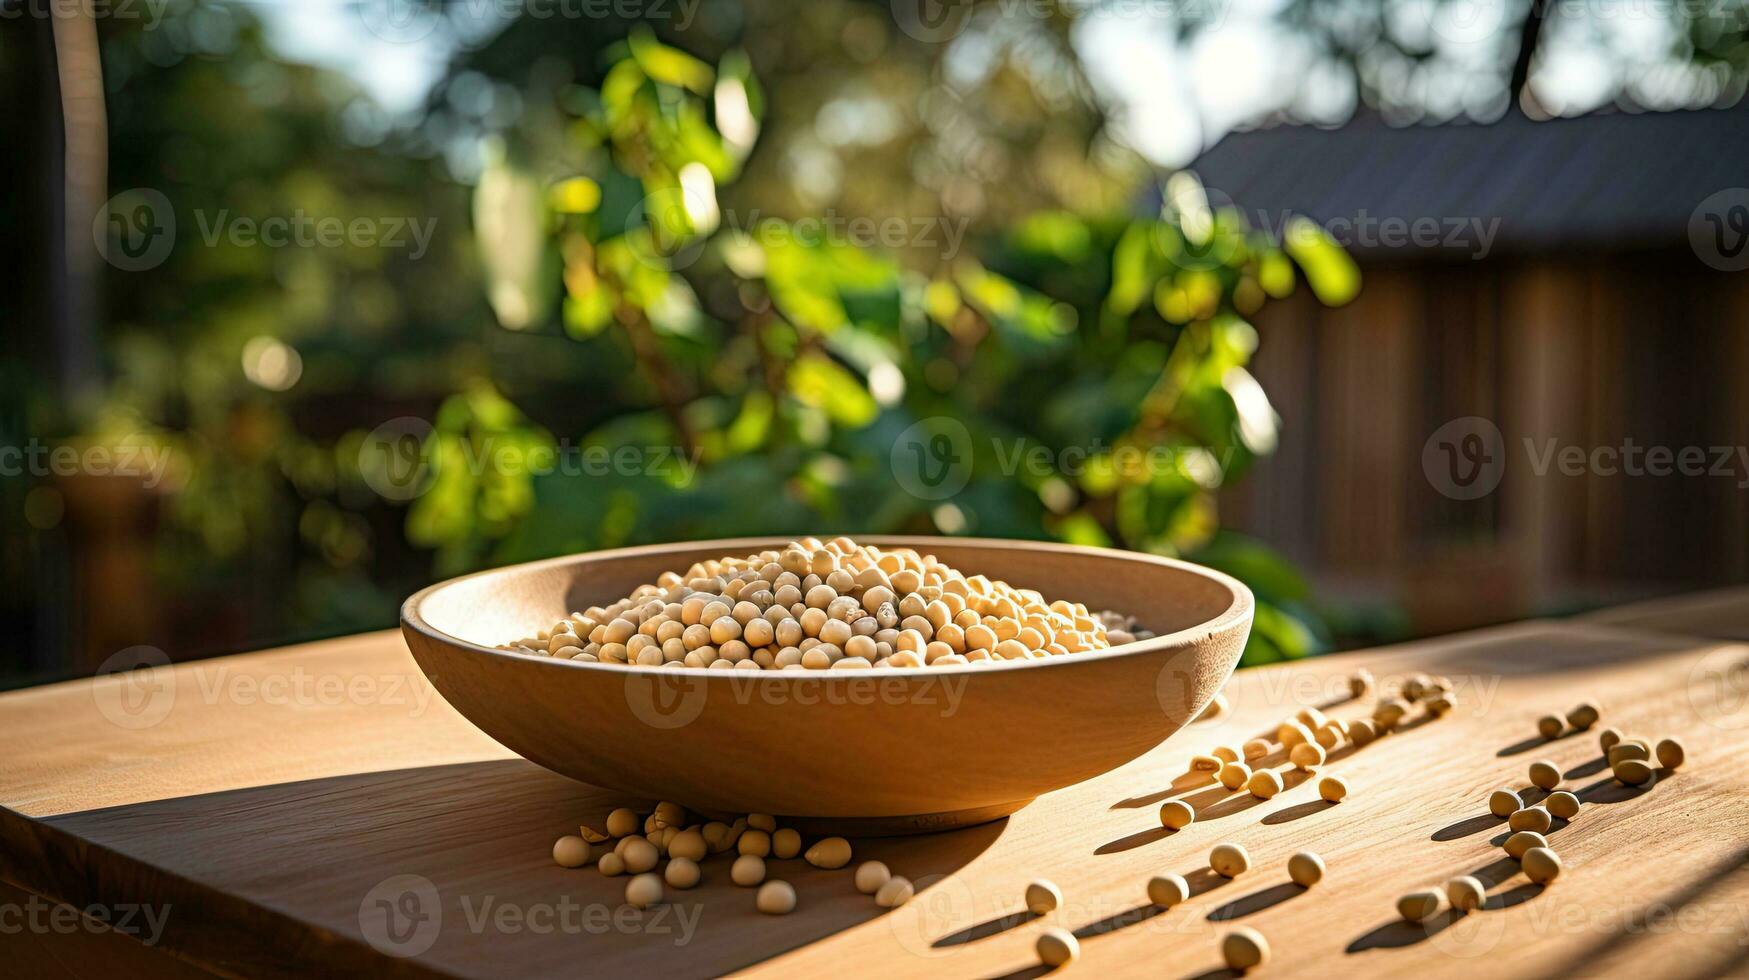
[[402, 536, 1252, 834]]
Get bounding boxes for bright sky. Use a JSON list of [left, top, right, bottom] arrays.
[[254, 0, 455, 113], [250, 0, 1704, 165]]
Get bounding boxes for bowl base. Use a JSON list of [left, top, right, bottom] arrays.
[[696, 800, 1032, 837]]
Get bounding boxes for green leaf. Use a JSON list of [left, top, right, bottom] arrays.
[[788, 354, 878, 428], [626, 28, 714, 93], [1283, 216, 1360, 306]]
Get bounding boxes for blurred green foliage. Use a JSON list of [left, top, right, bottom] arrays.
[[429, 31, 1359, 664], [27, 1, 1360, 668]]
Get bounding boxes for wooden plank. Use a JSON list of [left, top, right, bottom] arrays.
[[3, 621, 1747, 977], [1580, 586, 1749, 642]]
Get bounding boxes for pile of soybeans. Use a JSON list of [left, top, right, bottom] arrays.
[[501, 536, 1153, 670]]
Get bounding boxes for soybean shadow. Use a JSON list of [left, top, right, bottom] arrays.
[[1185, 866, 1234, 897], [1112, 771, 1217, 810], [986, 965, 1054, 980], [1073, 903, 1164, 939], [934, 910, 1038, 948], [1096, 826, 1173, 855], [1470, 856, 1523, 888], [1577, 774, 1658, 805], [1262, 800, 1335, 826], [1485, 883, 1544, 910], [1564, 757, 1607, 780], [1206, 882, 1304, 921], [1431, 813, 1501, 841], [1183, 970, 1243, 980], [1347, 909, 1462, 952], [1498, 729, 1583, 757]]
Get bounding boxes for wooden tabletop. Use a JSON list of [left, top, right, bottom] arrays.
[[4, 609, 1748, 978]]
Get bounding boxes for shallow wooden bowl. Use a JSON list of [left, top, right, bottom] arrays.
[[402, 536, 1252, 834]]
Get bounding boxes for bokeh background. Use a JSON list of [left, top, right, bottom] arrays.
[[5, 0, 1748, 687]]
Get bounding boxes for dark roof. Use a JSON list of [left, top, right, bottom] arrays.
[[1190, 106, 1749, 258]]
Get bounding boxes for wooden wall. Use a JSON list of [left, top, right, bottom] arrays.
[[1224, 251, 1749, 634]]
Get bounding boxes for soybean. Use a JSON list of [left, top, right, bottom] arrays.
[[606, 807, 640, 838], [772, 828, 802, 859], [731, 854, 767, 887], [1037, 928, 1080, 968], [1160, 799, 1196, 830], [1529, 760, 1561, 790], [875, 876, 913, 908], [1608, 740, 1650, 766], [1522, 847, 1562, 885], [854, 861, 891, 895], [1613, 759, 1654, 786], [1190, 754, 1224, 773], [1212, 745, 1240, 764], [1290, 742, 1325, 771], [1210, 842, 1251, 878], [1546, 790, 1581, 820], [738, 829, 773, 858], [1221, 928, 1270, 972], [804, 837, 852, 869], [1509, 806, 1553, 834], [1504, 830, 1548, 860], [1219, 762, 1252, 790], [1148, 873, 1190, 908], [1025, 879, 1063, 915], [1489, 788, 1521, 818], [1598, 727, 1623, 753], [1567, 702, 1600, 730], [553, 835, 592, 868], [1538, 715, 1564, 739], [1288, 851, 1324, 887], [756, 880, 797, 915], [1319, 775, 1349, 803], [597, 852, 626, 876], [1655, 737, 1686, 770], [668, 829, 707, 862], [1397, 890, 1443, 922], [625, 873, 663, 909], [1248, 769, 1284, 800], [1447, 876, 1486, 913], [622, 837, 660, 874], [1243, 738, 1271, 762], [665, 857, 701, 889]]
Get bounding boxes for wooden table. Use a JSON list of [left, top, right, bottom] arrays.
[[5, 609, 1749, 978]]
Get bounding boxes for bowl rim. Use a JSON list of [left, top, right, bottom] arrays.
[[401, 535, 1254, 680]]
